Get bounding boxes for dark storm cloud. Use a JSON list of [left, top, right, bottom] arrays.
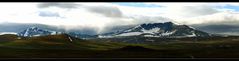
[[187, 12, 239, 36], [86, 6, 123, 17], [37, 3, 123, 18], [191, 24, 239, 35]]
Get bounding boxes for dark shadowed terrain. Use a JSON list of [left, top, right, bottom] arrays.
[[1, 34, 239, 58]]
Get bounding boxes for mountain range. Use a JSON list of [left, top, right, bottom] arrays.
[[0, 22, 216, 42], [17, 27, 63, 37], [99, 22, 212, 38]]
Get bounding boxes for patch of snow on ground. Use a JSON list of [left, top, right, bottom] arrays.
[[144, 35, 160, 37], [0, 32, 17, 35], [68, 37, 73, 42], [98, 35, 114, 38], [142, 28, 160, 34], [186, 32, 196, 37], [144, 35, 154, 37], [161, 30, 176, 36], [51, 31, 57, 35], [116, 32, 142, 36], [33, 34, 41, 37]]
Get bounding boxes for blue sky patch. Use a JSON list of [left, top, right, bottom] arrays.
[[223, 5, 239, 11], [215, 4, 239, 11]]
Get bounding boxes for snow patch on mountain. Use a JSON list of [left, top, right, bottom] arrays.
[[142, 27, 160, 34], [186, 33, 196, 37], [116, 32, 142, 36], [161, 30, 176, 36], [124, 25, 141, 32], [186, 31, 196, 37], [99, 22, 211, 38], [98, 35, 114, 38], [18, 27, 62, 37], [0, 32, 17, 35]]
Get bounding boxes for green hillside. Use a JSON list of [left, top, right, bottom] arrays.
[[1, 34, 239, 58], [0, 34, 131, 50]]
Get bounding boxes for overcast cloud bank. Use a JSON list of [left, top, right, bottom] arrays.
[[0, 3, 239, 35]]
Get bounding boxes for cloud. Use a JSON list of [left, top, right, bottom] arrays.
[[158, 4, 219, 18], [178, 11, 239, 35], [38, 11, 61, 17], [38, 3, 123, 18], [174, 5, 219, 17], [175, 11, 239, 25], [2, 2, 239, 35], [191, 24, 239, 35], [115, 5, 165, 16], [113, 3, 239, 35], [37, 3, 80, 9], [35, 3, 133, 33], [35, 3, 172, 33], [86, 6, 123, 17]]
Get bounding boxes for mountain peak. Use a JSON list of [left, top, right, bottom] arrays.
[[100, 22, 211, 38], [29, 26, 38, 29], [137, 22, 175, 31], [17, 27, 62, 37], [143, 22, 174, 25], [164, 22, 173, 24]]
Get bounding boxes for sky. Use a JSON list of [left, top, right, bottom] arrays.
[[1, 2, 239, 35]]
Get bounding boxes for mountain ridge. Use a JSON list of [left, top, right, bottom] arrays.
[[17, 27, 63, 37], [99, 22, 212, 38], [13, 22, 215, 39]]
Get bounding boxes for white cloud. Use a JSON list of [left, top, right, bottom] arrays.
[[1, 2, 239, 34], [175, 11, 239, 25], [0, 3, 137, 34], [111, 4, 167, 17]]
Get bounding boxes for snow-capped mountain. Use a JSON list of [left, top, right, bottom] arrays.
[[16, 22, 212, 39], [99, 22, 212, 38], [17, 27, 63, 37], [16, 27, 97, 39]]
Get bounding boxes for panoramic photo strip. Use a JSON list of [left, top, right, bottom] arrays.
[[0, 2, 239, 58]]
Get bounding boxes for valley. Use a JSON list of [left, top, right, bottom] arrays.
[[1, 34, 239, 58]]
